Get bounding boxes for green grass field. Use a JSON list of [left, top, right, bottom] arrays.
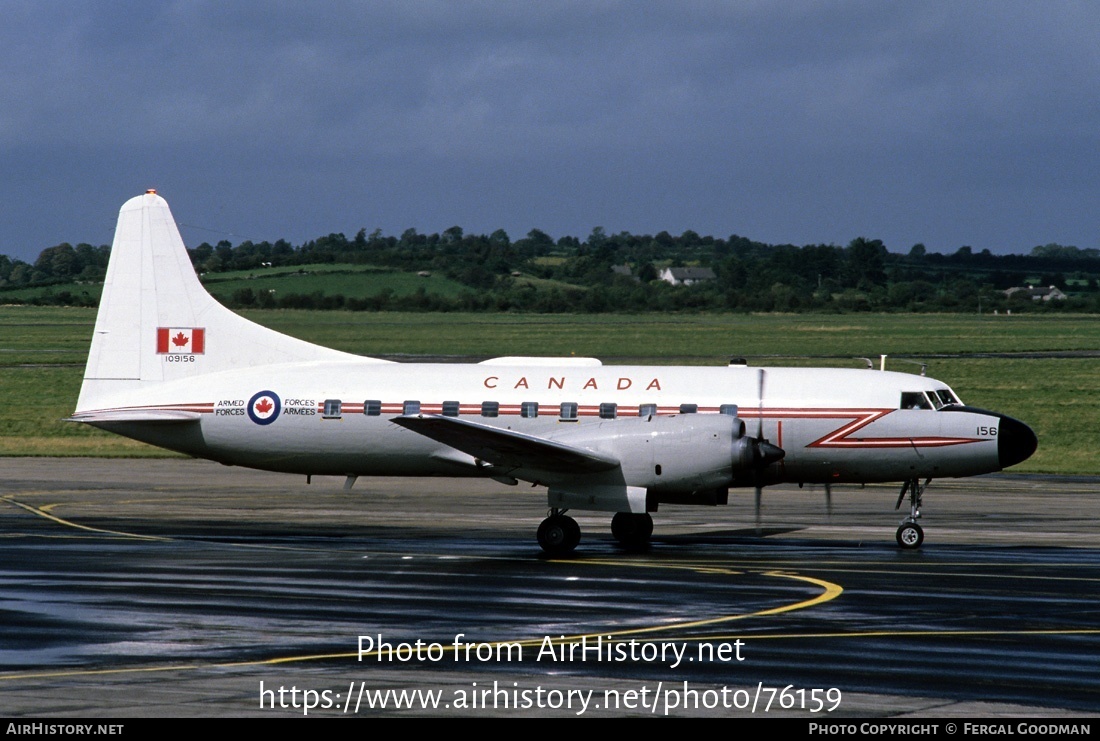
[[201, 263, 470, 300], [1, 307, 1096, 473], [0, 263, 473, 304]]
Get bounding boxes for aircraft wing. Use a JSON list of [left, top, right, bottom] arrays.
[[392, 414, 620, 473]]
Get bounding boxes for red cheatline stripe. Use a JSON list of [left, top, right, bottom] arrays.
[[78, 401, 985, 450], [822, 438, 979, 449]]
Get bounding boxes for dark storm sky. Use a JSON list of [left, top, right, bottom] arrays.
[[2, 1, 1098, 261]]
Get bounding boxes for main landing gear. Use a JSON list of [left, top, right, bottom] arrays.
[[895, 477, 930, 549], [611, 512, 653, 550], [537, 509, 581, 556], [536, 510, 656, 555]]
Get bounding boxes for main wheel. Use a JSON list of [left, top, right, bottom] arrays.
[[611, 512, 653, 548], [896, 521, 924, 549], [538, 514, 580, 556]]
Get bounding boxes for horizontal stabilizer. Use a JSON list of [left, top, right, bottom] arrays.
[[66, 409, 202, 424], [392, 414, 620, 473]]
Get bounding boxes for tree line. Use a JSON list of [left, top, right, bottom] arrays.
[[4, 226, 1100, 313]]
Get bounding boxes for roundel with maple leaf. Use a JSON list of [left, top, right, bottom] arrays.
[[247, 390, 281, 425]]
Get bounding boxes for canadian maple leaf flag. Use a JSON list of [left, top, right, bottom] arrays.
[[156, 327, 206, 354]]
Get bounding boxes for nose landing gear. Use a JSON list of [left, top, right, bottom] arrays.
[[895, 477, 929, 549]]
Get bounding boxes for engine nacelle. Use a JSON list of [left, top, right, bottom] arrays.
[[550, 413, 754, 493]]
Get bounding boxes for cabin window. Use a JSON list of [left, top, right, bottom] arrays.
[[901, 392, 932, 410], [403, 400, 420, 415], [363, 400, 381, 416], [322, 399, 342, 419], [520, 401, 539, 418], [442, 400, 460, 417], [560, 402, 578, 421], [599, 402, 617, 419], [481, 401, 499, 418], [679, 403, 698, 414], [719, 404, 739, 416], [638, 403, 657, 417]]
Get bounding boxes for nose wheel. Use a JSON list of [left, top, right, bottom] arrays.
[[896, 520, 924, 549], [895, 477, 929, 549]]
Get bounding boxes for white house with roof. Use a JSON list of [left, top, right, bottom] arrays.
[[1004, 285, 1067, 302]]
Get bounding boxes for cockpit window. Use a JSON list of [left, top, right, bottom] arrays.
[[936, 389, 960, 406], [901, 392, 932, 410]]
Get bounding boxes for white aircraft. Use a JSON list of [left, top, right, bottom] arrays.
[[69, 191, 1038, 555]]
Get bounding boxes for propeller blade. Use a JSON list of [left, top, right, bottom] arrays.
[[754, 484, 762, 535], [756, 368, 766, 439], [752, 367, 772, 538]]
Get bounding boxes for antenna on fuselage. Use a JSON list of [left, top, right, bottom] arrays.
[[892, 358, 929, 376]]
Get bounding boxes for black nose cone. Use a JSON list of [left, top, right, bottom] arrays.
[[998, 414, 1038, 469]]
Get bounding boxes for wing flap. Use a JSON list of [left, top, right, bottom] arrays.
[[392, 414, 620, 473]]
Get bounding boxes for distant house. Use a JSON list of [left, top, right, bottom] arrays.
[[610, 264, 641, 283], [1004, 285, 1067, 302], [659, 266, 716, 286]]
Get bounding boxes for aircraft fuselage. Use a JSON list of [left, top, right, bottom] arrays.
[[85, 359, 1027, 487]]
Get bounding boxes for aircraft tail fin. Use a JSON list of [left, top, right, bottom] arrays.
[[76, 191, 376, 412]]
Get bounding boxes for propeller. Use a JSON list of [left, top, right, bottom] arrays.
[[750, 368, 785, 534], [750, 435, 785, 533], [727, 368, 786, 536]]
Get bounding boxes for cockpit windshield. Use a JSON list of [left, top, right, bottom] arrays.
[[901, 392, 932, 410], [936, 389, 960, 407], [900, 388, 962, 410]]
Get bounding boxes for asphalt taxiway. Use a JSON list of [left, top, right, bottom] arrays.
[[1, 458, 1098, 718]]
